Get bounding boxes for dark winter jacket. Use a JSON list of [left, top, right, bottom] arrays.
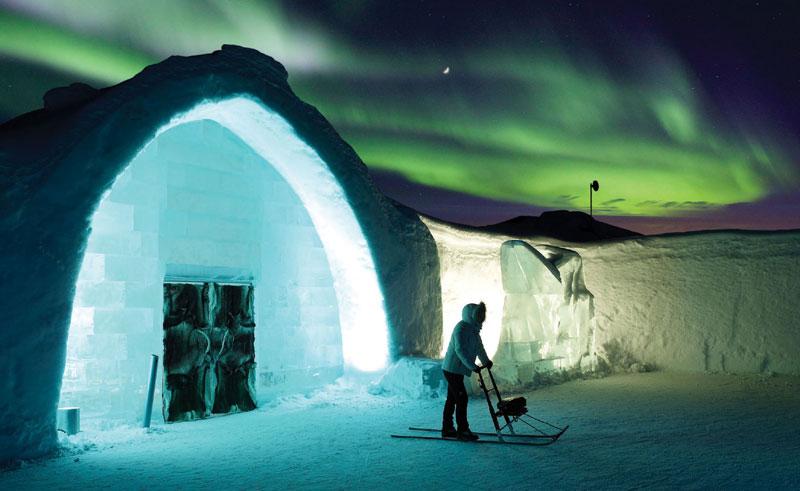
[[442, 303, 491, 376]]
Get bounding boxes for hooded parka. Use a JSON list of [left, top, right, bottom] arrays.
[[442, 303, 491, 376]]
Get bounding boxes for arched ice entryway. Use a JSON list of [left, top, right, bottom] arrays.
[[0, 46, 441, 461], [59, 97, 391, 424]]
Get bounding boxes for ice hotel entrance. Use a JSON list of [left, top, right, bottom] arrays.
[[0, 46, 441, 459], [59, 100, 391, 424], [162, 282, 257, 422]]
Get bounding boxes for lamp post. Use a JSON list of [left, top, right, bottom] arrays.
[[589, 180, 599, 217]]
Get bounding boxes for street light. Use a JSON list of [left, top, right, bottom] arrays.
[[589, 180, 599, 217]]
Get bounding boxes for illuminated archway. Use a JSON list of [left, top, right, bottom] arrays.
[[60, 98, 393, 422], [0, 46, 442, 460]]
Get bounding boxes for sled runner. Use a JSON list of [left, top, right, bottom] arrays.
[[391, 365, 568, 446]]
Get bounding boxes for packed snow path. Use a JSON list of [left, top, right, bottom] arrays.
[[3, 372, 798, 489]]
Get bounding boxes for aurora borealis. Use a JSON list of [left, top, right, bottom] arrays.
[[1, 1, 798, 233]]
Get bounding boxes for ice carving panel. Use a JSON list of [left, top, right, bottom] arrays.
[[162, 283, 256, 422], [494, 241, 596, 385]]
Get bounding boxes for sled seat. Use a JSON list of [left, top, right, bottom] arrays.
[[497, 396, 527, 417], [474, 366, 568, 439]]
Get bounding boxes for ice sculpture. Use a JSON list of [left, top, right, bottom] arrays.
[[162, 283, 209, 422], [162, 283, 256, 422], [493, 241, 596, 385], [210, 284, 256, 415], [424, 213, 597, 390]]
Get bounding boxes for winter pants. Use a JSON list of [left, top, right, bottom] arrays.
[[442, 370, 469, 430]]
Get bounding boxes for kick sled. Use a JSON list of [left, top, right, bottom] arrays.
[[391, 365, 568, 446]]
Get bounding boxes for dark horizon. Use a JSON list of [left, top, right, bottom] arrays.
[[370, 169, 800, 235]]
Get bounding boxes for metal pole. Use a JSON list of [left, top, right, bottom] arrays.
[[487, 367, 513, 431], [477, 369, 501, 432], [143, 354, 159, 428]]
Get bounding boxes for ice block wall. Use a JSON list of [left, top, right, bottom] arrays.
[[256, 159, 342, 398], [60, 134, 167, 421]]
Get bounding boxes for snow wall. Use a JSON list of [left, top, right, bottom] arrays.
[[573, 231, 800, 375], [423, 218, 800, 389], [0, 45, 441, 461]]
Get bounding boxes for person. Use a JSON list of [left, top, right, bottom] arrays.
[[441, 302, 493, 441]]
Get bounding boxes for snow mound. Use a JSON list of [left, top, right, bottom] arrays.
[[479, 210, 641, 242], [43, 83, 98, 111], [371, 357, 447, 399]]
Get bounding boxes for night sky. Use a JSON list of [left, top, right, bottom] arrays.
[[1, 1, 798, 234]]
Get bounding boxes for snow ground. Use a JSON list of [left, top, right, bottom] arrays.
[[3, 372, 799, 489]]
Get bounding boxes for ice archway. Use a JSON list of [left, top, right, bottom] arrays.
[[59, 99, 392, 421], [0, 45, 441, 461]]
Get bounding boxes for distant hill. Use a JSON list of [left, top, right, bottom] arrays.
[[479, 210, 641, 242]]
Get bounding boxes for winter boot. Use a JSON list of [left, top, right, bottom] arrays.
[[441, 424, 458, 438], [457, 428, 479, 441]]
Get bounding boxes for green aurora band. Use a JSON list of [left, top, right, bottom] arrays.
[[0, 1, 796, 217]]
